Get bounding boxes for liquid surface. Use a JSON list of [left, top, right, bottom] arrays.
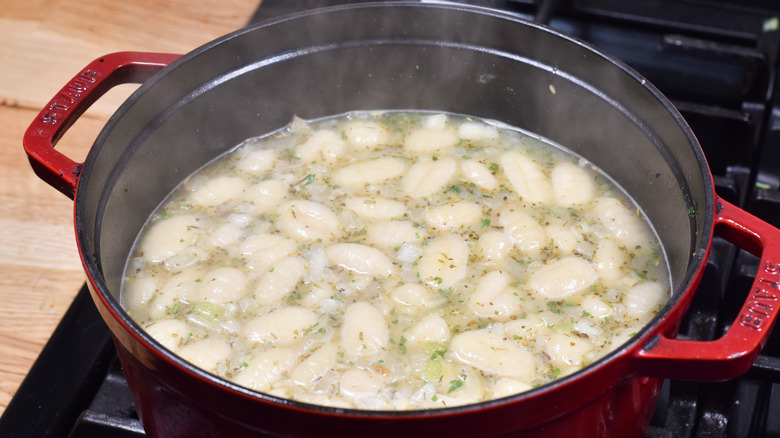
[[122, 111, 670, 410]]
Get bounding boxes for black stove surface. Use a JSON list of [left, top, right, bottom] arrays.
[[4, 1, 780, 437]]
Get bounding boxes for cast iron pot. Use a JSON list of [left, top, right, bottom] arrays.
[[24, 3, 780, 437]]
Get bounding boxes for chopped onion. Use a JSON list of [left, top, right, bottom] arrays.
[[409, 383, 437, 406], [306, 247, 329, 281], [396, 243, 423, 263], [574, 320, 602, 338], [227, 213, 252, 227]]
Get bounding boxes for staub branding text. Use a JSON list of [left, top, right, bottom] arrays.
[[41, 69, 98, 124], [739, 260, 779, 331]]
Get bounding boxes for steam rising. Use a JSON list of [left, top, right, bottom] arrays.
[[95, 2, 700, 300]]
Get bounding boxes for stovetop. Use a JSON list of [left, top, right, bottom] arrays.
[[4, 1, 780, 437]]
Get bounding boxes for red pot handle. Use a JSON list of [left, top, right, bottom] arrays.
[[634, 197, 780, 380], [24, 52, 181, 199]]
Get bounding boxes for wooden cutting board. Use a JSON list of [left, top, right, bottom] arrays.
[[0, 0, 260, 414]]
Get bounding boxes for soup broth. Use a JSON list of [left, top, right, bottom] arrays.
[[122, 111, 670, 410]]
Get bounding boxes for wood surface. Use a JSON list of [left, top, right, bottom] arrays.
[[0, 0, 260, 415]]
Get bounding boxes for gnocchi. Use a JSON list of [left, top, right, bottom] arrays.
[[295, 129, 344, 163], [343, 120, 390, 150], [424, 202, 482, 231], [333, 157, 407, 189], [341, 302, 389, 360], [500, 150, 553, 205], [403, 158, 457, 198], [244, 179, 288, 215], [123, 111, 669, 411], [461, 160, 499, 191], [278, 200, 342, 242], [450, 329, 535, 380], [468, 271, 521, 319], [189, 176, 249, 208], [242, 306, 318, 346], [291, 342, 339, 388], [138, 214, 200, 263]]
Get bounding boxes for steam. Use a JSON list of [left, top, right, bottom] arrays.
[[99, 2, 692, 296]]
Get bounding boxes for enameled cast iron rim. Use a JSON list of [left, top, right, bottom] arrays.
[[75, 1, 715, 418]]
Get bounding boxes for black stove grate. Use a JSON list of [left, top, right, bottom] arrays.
[[4, 0, 780, 437]]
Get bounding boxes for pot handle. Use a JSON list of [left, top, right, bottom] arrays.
[[23, 52, 181, 199], [634, 197, 780, 380]]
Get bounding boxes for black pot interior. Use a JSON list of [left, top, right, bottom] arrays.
[[77, 3, 713, 333]]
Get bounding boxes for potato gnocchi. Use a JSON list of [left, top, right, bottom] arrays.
[[122, 111, 669, 410]]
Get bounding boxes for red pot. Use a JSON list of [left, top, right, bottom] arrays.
[[24, 3, 780, 437]]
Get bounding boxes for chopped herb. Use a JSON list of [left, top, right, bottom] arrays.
[[129, 111, 672, 409], [430, 349, 447, 360], [447, 379, 464, 393], [398, 336, 408, 354]]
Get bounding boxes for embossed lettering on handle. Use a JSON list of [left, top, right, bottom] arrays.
[[634, 197, 780, 381], [24, 52, 180, 199], [737, 263, 779, 331], [41, 69, 98, 125], [47, 69, 98, 122]]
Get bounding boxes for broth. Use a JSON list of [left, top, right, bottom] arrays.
[[122, 111, 670, 410]]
